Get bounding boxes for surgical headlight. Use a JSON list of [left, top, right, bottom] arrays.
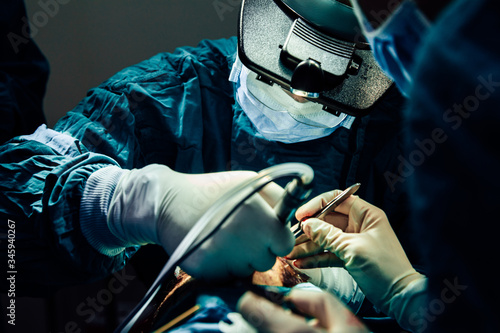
[[238, 0, 393, 117], [290, 58, 324, 98]]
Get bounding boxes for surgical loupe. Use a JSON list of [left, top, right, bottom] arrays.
[[238, 0, 393, 117], [114, 162, 314, 332]]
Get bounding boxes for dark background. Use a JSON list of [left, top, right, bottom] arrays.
[[1, 1, 238, 332], [28, 0, 239, 128]]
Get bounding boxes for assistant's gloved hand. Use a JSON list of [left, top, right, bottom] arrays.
[[290, 266, 365, 314], [237, 288, 368, 332], [286, 190, 427, 331], [107, 164, 294, 280]]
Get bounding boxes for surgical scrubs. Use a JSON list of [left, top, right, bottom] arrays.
[[0, 37, 412, 296], [406, 0, 500, 331]]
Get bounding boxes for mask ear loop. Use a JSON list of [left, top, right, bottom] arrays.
[[114, 162, 314, 333]]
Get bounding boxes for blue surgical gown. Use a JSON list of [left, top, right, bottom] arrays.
[[0, 37, 411, 296], [406, 0, 500, 331]]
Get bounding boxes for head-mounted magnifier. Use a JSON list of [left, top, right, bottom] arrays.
[[238, 0, 393, 117]]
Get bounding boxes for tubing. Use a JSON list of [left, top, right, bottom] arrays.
[[115, 162, 314, 332]]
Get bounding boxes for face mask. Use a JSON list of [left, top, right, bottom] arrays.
[[352, 1, 430, 97], [229, 57, 354, 144]]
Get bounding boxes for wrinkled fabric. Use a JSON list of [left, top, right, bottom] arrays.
[[0, 37, 412, 294], [54, 39, 237, 173], [0, 129, 137, 296], [406, 0, 500, 331]]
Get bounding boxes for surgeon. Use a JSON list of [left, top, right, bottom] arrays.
[[0, 0, 299, 296], [239, 0, 500, 332], [1, 0, 410, 329]]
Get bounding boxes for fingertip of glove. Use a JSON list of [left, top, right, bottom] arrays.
[[301, 218, 323, 236], [290, 257, 314, 269]]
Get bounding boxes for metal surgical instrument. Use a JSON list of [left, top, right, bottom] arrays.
[[291, 183, 361, 238]]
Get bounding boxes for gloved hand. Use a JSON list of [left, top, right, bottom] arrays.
[[291, 266, 365, 314], [108, 164, 294, 280], [237, 288, 369, 332], [286, 190, 427, 330]]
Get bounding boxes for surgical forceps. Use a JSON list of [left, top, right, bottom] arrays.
[[291, 183, 361, 238]]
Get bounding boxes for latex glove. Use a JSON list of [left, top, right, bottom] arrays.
[[291, 266, 365, 314], [108, 164, 294, 280], [237, 288, 368, 333], [287, 190, 427, 330]]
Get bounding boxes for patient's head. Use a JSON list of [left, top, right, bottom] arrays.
[[251, 256, 309, 287], [168, 256, 308, 294], [170, 256, 308, 292]]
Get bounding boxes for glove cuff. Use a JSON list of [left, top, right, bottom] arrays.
[[108, 164, 171, 247], [295, 267, 365, 314], [80, 166, 133, 256], [387, 273, 428, 332]]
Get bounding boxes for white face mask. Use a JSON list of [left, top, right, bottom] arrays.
[[229, 57, 354, 144]]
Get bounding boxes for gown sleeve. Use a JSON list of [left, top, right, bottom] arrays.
[[0, 38, 238, 296], [0, 125, 138, 296]]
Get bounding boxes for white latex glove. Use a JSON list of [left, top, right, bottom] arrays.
[[291, 266, 365, 314], [107, 164, 294, 280], [287, 190, 427, 331], [237, 288, 369, 333]]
